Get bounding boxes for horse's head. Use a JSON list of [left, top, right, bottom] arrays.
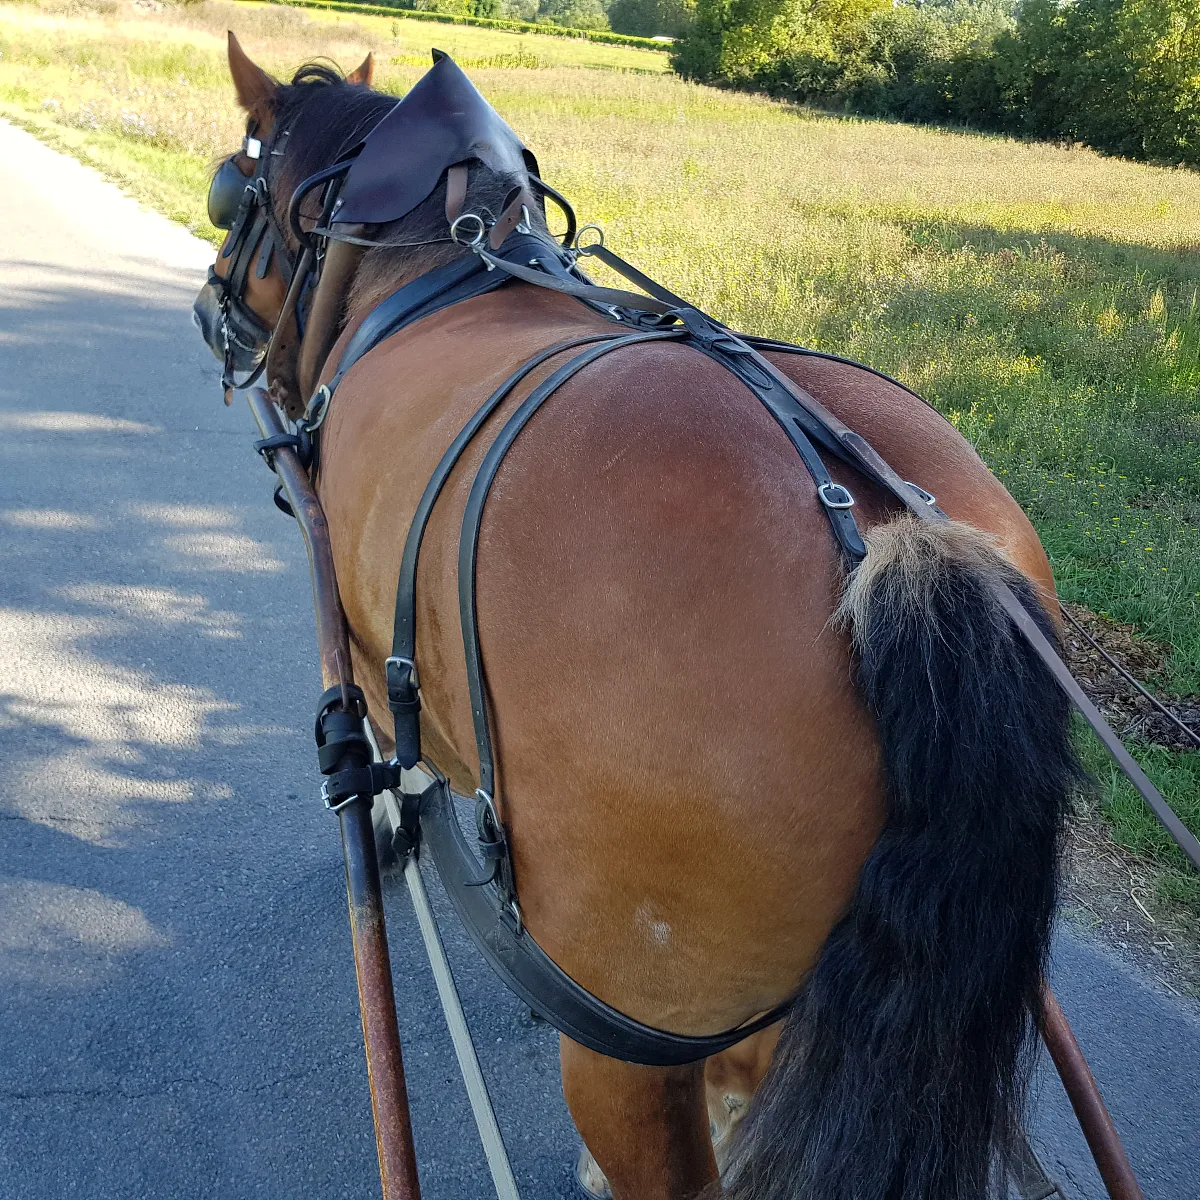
[[194, 34, 553, 418], [192, 33, 379, 408]]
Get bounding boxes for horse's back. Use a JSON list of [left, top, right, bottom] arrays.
[[320, 290, 1052, 1033]]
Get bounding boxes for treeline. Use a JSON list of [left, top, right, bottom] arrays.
[[673, 0, 1200, 167], [387, 0, 694, 34]]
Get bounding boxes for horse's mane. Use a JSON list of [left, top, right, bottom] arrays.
[[270, 62, 396, 220]]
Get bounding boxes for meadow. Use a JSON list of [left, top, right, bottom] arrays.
[[2, 0, 1197, 917]]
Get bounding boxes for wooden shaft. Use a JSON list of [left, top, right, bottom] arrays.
[[1040, 984, 1144, 1200], [248, 389, 423, 1200]]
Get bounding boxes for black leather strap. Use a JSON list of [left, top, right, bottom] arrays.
[[386, 332, 627, 768], [322, 252, 495, 400], [314, 232, 581, 430], [670, 308, 867, 562], [741, 337, 934, 408], [417, 773, 791, 1065], [457, 331, 686, 797]]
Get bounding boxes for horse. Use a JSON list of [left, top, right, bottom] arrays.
[[195, 35, 1077, 1200]]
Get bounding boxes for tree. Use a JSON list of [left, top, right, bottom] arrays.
[[1002, 0, 1200, 163], [609, 0, 696, 38], [536, 0, 612, 27]]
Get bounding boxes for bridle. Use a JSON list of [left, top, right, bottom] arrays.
[[206, 122, 300, 391]]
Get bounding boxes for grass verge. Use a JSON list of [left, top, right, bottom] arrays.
[[2, 0, 1196, 931]]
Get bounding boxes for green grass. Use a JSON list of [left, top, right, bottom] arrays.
[[2, 0, 1197, 912], [1078, 730, 1200, 912]]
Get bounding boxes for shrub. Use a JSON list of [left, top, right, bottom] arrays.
[[675, 0, 1200, 167], [609, 0, 695, 38], [999, 0, 1200, 166]]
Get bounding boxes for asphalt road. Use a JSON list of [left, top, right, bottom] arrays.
[[1, 118, 1196, 1200]]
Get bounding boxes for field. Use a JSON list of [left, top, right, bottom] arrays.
[[2, 0, 1197, 934]]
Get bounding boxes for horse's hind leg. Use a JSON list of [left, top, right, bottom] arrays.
[[704, 1024, 782, 1171], [560, 1035, 718, 1200]]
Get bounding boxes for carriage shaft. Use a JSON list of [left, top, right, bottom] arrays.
[[1041, 985, 1144, 1200], [248, 388, 423, 1200]]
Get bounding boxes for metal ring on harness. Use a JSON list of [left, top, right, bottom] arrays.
[[450, 212, 487, 248], [574, 224, 605, 254], [906, 481, 938, 506], [302, 384, 334, 433]]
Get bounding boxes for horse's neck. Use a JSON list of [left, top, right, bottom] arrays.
[[344, 245, 459, 326]]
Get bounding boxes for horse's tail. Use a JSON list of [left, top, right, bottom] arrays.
[[721, 515, 1077, 1200]]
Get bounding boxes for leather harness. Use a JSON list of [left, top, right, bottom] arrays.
[[225, 54, 1200, 1068]]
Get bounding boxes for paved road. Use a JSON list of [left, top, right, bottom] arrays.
[[0, 118, 1196, 1200]]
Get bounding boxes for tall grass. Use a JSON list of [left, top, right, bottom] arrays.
[[2, 0, 1196, 908]]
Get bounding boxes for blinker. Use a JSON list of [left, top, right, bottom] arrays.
[[208, 155, 250, 230]]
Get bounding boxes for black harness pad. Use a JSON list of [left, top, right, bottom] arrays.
[[332, 52, 539, 228]]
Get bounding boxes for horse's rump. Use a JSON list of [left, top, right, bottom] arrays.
[[318, 283, 1054, 1035]]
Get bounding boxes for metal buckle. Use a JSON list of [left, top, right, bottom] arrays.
[[321, 779, 362, 814], [818, 482, 855, 510], [385, 655, 419, 690], [474, 788, 521, 931], [301, 384, 332, 433], [243, 135, 262, 160], [906, 481, 937, 506], [475, 788, 500, 841]]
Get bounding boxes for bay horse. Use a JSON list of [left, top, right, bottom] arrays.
[[196, 35, 1076, 1200]]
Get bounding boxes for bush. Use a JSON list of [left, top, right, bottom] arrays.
[[676, 0, 1009, 125], [609, 0, 694, 38], [531, 0, 610, 27], [675, 0, 1200, 167], [998, 0, 1200, 165]]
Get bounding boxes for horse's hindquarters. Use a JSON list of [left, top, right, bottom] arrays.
[[321, 296, 1054, 1039]]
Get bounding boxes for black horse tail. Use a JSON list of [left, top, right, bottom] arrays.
[[720, 515, 1078, 1200]]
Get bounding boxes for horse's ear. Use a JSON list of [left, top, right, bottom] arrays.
[[227, 31, 278, 119], [346, 52, 374, 88]]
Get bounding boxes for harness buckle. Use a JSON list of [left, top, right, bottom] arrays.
[[905, 481, 938, 506], [818, 482, 856, 510], [472, 788, 520, 928], [299, 384, 332, 435], [385, 656, 420, 706]]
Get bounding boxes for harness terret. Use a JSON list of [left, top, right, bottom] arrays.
[[230, 53, 1200, 1071]]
